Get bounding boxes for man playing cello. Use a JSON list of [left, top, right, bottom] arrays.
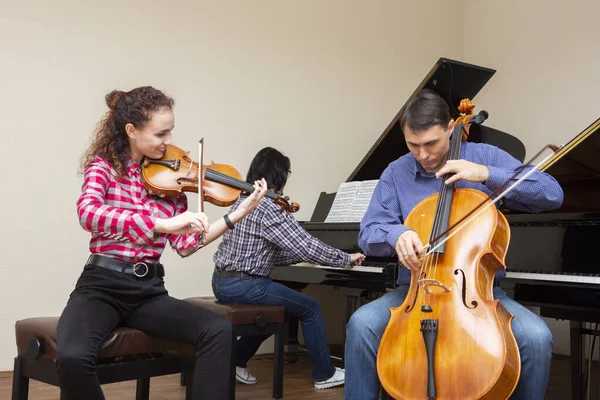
[[344, 89, 563, 400]]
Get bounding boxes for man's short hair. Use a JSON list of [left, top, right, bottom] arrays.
[[400, 89, 451, 133]]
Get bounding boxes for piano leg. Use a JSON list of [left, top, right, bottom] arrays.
[[570, 320, 584, 400], [343, 293, 356, 357], [338, 288, 369, 364]]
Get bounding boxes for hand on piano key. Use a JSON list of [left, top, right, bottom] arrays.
[[348, 253, 366, 268], [292, 262, 386, 273]]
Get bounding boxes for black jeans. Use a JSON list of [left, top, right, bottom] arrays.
[[56, 264, 232, 400]]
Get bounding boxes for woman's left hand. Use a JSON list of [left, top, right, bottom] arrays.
[[236, 178, 268, 216]]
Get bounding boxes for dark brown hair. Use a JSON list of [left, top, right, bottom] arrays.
[[400, 88, 451, 134], [80, 86, 174, 177]]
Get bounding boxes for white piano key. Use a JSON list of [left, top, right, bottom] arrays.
[[290, 262, 384, 273]]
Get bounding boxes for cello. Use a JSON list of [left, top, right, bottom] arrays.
[[376, 100, 520, 399]]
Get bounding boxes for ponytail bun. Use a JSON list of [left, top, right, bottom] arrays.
[[105, 90, 126, 111]]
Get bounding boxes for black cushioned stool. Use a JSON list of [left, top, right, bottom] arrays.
[[182, 298, 286, 399], [12, 317, 194, 400]]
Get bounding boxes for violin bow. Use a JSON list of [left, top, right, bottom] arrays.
[[198, 138, 205, 213]]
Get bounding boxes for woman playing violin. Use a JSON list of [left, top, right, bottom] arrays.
[[345, 89, 564, 400], [212, 147, 365, 389], [57, 86, 268, 400]]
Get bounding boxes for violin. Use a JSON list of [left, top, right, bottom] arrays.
[[140, 144, 299, 213], [376, 100, 520, 399]]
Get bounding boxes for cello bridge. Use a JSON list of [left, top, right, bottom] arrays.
[[419, 279, 452, 294]]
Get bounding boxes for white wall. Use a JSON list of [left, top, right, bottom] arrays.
[[0, 0, 463, 370], [463, 0, 600, 357]]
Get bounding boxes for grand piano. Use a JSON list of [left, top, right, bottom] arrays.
[[269, 58, 600, 399], [502, 118, 600, 399]]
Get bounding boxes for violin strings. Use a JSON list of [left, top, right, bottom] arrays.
[[205, 168, 280, 200]]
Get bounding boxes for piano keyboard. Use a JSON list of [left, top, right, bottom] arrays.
[[506, 271, 600, 285], [291, 262, 385, 274], [288, 266, 600, 284]]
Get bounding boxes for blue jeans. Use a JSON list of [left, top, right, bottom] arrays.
[[212, 271, 336, 381], [345, 285, 552, 400]]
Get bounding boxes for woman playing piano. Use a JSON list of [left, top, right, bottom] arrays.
[[212, 147, 365, 389]]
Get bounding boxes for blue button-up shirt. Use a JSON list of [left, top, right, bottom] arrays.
[[358, 142, 564, 285]]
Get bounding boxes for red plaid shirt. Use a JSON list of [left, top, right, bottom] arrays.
[[77, 157, 203, 264]]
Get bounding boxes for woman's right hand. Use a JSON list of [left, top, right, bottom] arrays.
[[155, 211, 210, 236]]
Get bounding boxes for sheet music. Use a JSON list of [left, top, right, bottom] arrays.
[[324, 180, 379, 223], [346, 180, 378, 221]]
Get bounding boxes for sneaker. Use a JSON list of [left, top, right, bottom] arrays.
[[235, 366, 257, 385], [314, 367, 345, 389]]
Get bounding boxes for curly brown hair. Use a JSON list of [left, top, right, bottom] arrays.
[[81, 86, 175, 178]]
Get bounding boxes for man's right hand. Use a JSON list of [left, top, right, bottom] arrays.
[[395, 230, 425, 271]]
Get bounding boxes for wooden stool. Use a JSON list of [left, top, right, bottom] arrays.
[[12, 317, 194, 400], [182, 298, 286, 399]]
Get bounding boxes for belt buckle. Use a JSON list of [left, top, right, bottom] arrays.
[[133, 262, 149, 278]]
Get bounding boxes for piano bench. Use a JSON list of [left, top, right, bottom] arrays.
[[12, 316, 195, 400], [181, 297, 286, 400]]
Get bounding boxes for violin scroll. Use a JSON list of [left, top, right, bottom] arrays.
[[274, 196, 300, 213]]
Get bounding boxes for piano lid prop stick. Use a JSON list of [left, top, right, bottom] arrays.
[[422, 145, 561, 257]]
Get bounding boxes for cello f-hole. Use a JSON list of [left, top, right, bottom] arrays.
[[455, 269, 478, 309], [404, 272, 424, 313]]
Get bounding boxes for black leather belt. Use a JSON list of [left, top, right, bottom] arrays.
[[87, 254, 164, 278], [214, 268, 259, 279]]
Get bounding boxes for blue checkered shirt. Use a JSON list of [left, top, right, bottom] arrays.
[[214, 197, 351, 276], [358, 142, 564, 285]]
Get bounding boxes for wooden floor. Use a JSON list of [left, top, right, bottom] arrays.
[[0, 353, 594, 399]]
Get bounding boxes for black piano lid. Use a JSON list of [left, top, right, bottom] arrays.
[[307, 58, 527, 223], [502, 117, 600, 218], [540, 118, 600, 214], [347, 58, 526, 182]]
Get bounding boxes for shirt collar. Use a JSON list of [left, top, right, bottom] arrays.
[[411, 156, 435, 178], [126, 158, 140, 179]]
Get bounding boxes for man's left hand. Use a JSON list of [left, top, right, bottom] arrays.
[[435, 160, 489, 185]]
